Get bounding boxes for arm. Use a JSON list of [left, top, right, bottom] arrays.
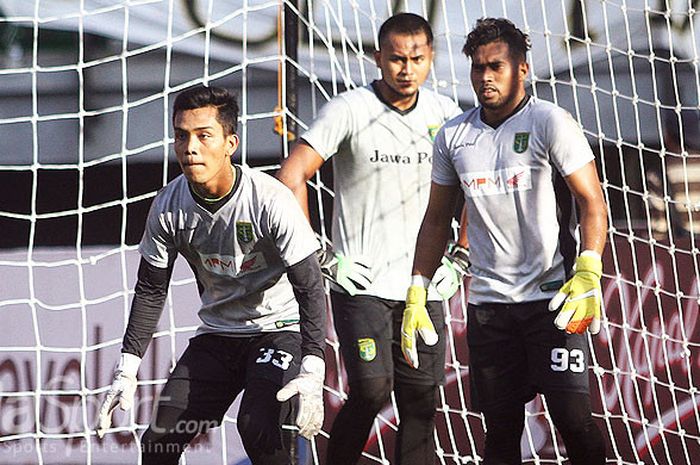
[[97, 257, 172, 437], [412, 182, 462, 279], [276, 253, 327, 439], [401, 182, 460, 368], [285, 254, 327, 360], [456, 204, 469, 248], [431, 202, 471, 300], [122, 258, 172, 358], [565, 160, 608, 255], [548, 160, 608, 335], [277, 141, 325, 221]]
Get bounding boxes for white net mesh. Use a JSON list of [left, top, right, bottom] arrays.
[[1, 0, 700, 464]]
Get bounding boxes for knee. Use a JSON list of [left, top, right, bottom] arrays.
[[140, 426, 184, 465], [346, 377, 392, 413], [546, 392, 596, 436], [395, 383, 438, 421], [238, 409, 283, 453]]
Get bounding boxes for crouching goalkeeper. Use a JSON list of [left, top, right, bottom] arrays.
[[96, 85, 326, 465], [401, 18, 609, 465]]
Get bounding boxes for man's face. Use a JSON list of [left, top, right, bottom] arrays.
[[374, 31, 433, 99], [173, 106, 238, 189], [470, 40, 527, 113]]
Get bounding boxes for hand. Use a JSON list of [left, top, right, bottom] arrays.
[[548, 253, 603, 334], [400, 285, 439, 369], [96, 353, 141, 438], [276, 354, 325, 440], [317, 247, 372, 296], [432, 241, 471, 299]]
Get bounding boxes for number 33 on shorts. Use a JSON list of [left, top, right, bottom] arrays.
[[550, 348, 586, 373]]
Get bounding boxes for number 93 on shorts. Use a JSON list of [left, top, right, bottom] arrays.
[[466, 300, 590, 412]]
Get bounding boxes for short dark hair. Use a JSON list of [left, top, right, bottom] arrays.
[[172, 85, 239, 136], [462, 18, 530, 62], [378, 12, 433, 48]]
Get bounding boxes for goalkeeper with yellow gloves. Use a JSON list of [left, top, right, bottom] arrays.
[[402, 18, 608, 465]]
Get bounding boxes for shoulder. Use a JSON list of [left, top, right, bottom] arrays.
[[327, 85, 374, 107], [528, 98, 572, 122], [528, 98, 582, 136], [240, 165, 295, 203], [150, 175, 188, 212], [420, 88, 460, 111], [439, 108, 478, 141]]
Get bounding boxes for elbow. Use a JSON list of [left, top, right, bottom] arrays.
[[277, 164, 307, 195]]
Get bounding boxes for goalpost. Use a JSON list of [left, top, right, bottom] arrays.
[[0, 1, 699, 464]]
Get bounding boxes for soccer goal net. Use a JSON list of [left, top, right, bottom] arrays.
[[1, 0, 699, 464]]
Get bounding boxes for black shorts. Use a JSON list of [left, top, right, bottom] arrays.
[[467, 300, 591, 413], [331, 290, 446, 386], [156, 331, 301, 419]]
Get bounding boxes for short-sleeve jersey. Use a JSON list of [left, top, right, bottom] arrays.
[[432, 98, 594, 304], [301, 83, 461, 301], [139, 165, 320, 336]]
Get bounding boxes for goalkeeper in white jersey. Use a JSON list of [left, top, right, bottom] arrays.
[[96, 86, 326, 465], [403, 18, 608, 465], [277, 12, 464, 465]]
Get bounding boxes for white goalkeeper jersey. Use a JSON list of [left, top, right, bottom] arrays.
[[301, 82, 461, 301], [432, 97, 594, 304], [139, 165, 320, 336]]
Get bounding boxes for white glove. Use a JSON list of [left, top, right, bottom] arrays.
[[432, 241, 471, 300], [276, 354, 325, 440], [317, 247, 372, 296], [96, 353, 141, 438]]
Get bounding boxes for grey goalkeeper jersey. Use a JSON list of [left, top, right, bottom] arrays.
[[432, 98, 594, 304], [302, 83, 461, 301], [139, 165, 320, 336]]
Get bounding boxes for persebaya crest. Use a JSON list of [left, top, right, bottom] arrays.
[[236, 221, 254, 243], [513, 132, 530, 153]]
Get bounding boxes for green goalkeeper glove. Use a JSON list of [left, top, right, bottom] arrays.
[[548, 253, 603, 335], [401, 285, 438, 369], [432, 241, 471, 299], [317, 246, 372, 296]]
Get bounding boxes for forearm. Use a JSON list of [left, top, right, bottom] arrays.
[[578, 198, 608, 256], [121, 258, 171, 358], [277, 141, 324, 222], [287, 254, 327, 360], [456, 204, 469, 248], [413, 217, 453, 279]]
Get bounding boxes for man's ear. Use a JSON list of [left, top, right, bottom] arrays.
[[227, 134, 240, 157], [519, 60, 529, 83]]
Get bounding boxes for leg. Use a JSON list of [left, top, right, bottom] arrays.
[[326, 291, 395, 465], [394, 382, 438, 465], [521, 301, 604, 464], [239, 331, 302, 465], [392, 300, 446, 465], [141, 335, 241, 465], [326, 377, 393, 465], [545, 391, 605, 465], [466, 303, 534, 465], [482, 403, 526, 465], [238, 378, 297, 465]]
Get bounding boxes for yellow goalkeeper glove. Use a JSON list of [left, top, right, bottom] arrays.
[[548, 253, 603, 335], [401, 285, 438, 369]]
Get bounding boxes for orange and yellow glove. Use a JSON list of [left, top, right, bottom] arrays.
[[548, 252, 603, 334]]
